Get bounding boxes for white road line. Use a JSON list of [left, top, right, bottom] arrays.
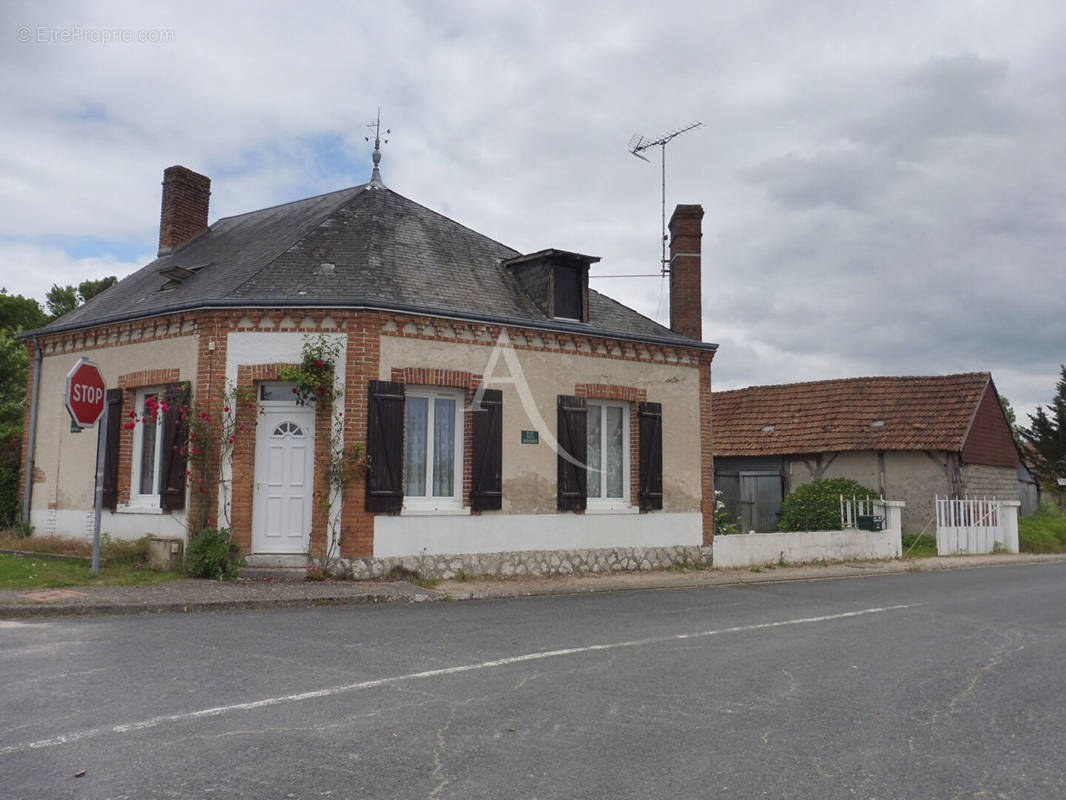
[[1, 603, 917, 755]]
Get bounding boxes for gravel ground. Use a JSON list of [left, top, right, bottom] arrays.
[[5, 552, 1064, 617]]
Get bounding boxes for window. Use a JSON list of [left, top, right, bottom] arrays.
[[557, 394, 661, 513], [586, 400, 629, 509], [260, 382, 299, 402], [119, 383, 188, 512], [365, 380, 502, 514], [553, 265, 583, 320], [403, 387, 464, 510], [131, 388, 166, 504]]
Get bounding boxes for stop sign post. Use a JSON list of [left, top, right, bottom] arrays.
[[64, 358, 108, 574]]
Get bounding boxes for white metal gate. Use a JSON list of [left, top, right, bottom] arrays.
[[935, 496, 1002, 555]]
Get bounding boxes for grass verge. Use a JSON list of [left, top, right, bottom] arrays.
[[0, 531, 183, 590], [1019, 500, 1066, 554], [902, 534, 938, 559], [0, 554, 182, 590]]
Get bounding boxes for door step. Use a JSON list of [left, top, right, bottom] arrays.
[[239, 554, 309, 582], [238, 566, 308, 582]]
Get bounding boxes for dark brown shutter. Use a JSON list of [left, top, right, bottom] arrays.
[[557, 395, 587, 511], [471, 389, 503, 511], [366, 380, 405, 512], [639, 401, 663, 511], [101, 388, 123, 510], [159, 383, 189, 511]]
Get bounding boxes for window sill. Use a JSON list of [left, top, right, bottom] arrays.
[[116, 503, 166, 515], [584, 504, 639, 515], [401, 505, 471, 517]]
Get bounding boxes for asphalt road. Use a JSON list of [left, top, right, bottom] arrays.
[[2, 563, 1064, 799]]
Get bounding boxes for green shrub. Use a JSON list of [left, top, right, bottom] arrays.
[[778, 478, 878, 532], [1018, 499, 1066, 553], [186, 528, 243, 580], [0, 427, 22, 528], [902, 534, 937, 558]]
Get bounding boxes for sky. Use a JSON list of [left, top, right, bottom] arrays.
[[1, 0, 1063, 424]]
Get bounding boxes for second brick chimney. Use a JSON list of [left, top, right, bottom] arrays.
[[668, 204, 704, 341], [158, 165, 211, 255]]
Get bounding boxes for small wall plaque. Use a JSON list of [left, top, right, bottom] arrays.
[[521, 430, 539, 444]]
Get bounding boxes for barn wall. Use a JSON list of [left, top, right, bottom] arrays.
[[961, 464, 1020, 501]]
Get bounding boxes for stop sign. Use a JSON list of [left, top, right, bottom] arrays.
[[65, 358, 107, 428]]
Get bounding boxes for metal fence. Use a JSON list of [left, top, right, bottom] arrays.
[[935, 496, 1001, 555]]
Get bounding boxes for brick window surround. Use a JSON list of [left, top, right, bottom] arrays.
[[575, 383, 647, 510], [115, 369, 181, 506], [390, 367, 483, 512]]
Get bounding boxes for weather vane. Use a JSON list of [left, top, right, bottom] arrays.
[[628, 121, 702, 275], [365, 109, 391, 186]]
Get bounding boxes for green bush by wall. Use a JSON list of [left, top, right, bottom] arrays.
[[779, 478, 878, 532]]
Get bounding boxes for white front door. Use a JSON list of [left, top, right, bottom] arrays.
[[253, 407, 315, 553]]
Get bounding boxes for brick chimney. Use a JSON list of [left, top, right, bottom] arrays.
[[158, 165, 211, 255], [668, 204, 704, 340]]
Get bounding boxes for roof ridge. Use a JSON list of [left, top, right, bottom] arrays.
[[213, 184, 369, 224], [713, 371, 991, 395]]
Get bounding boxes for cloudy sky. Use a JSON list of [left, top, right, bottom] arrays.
[[2, 0, 1063, 422]]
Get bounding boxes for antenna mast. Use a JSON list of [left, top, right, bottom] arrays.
[[628, 121, 702, 275]]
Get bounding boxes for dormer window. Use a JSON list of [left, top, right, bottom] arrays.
[[504, 249, 599, 324], [553, 265, 583, 320]]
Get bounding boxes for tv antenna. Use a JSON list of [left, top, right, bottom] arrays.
[[365, 108, 390, 186], [628, 121, 702, 275]]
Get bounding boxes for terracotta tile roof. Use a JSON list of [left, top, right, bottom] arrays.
[[713, 372, 991, 457]]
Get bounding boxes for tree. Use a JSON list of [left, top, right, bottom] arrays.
[[0, 289, 47, 332], [46, 276, 118, 320], [45, 284, 79, 319], [78, 276, 118, 303], [1020, 365, 1066, 488], [999, 394, 1023, 447]]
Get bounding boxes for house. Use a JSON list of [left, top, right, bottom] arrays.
[[20, 156, 718, 576], [712, 373, 1020, 534]]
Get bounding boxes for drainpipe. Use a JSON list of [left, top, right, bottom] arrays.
[[21, 336, 42, 523]]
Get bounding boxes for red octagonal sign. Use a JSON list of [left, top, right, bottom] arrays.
[[65, 358, 107, 428]]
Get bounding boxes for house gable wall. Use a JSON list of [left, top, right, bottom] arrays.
[[961, 384, 1020, 468]]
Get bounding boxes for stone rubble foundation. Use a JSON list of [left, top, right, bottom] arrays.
[[332, 545, 714, 581]]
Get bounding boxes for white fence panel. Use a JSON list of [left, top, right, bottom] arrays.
[[935, 496, 1001, 555]]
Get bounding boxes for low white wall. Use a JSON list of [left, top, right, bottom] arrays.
[[1000, 501, 1020, 553], [713, 500, 904, 567], [29, 508, 188, 543], [373, 512, 702, 558]]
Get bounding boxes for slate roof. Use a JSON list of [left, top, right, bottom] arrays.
[[713, 372, 993, 456], [41, 183, 712, 350]]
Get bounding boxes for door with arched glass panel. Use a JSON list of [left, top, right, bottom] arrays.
[[253, 396, 315, 553]]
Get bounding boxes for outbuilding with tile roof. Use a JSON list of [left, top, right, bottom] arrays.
[[713, 373, 1021, 534]]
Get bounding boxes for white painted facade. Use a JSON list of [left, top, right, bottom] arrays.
[[374, 511, 703, 558]]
